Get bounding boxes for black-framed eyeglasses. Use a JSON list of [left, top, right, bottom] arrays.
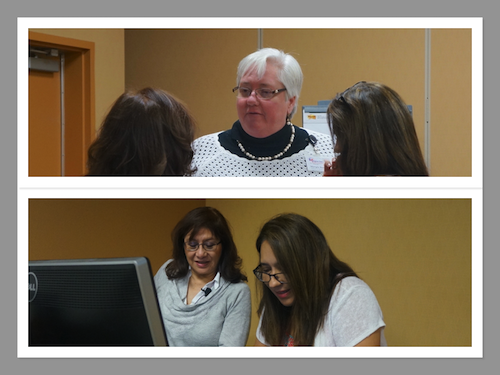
[[184, 241, 221, 252], [253, 266, 288, 284], [232, 86, 287, 100]]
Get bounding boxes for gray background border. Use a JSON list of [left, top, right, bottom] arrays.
[[4, 2, 494, 374]]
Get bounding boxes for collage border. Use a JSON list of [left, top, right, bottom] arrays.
[[18, 17, 484, 359]]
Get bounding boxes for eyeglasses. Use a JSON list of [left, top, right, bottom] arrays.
[[338, 94, 348, 104], [184, 240, 221, 252], [233, 86, 287, 100], [336, 81, 367, 104], [253, 267, 288, 284]]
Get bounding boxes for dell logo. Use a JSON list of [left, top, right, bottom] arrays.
[[29, 272, 38, 302]]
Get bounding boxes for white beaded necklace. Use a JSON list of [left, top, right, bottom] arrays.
[[236, 123, 295, 161]]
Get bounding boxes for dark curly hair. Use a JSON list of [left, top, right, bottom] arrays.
[[87, 87, 196, 176]]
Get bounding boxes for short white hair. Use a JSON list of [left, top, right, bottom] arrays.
[[236, 48, 303, 118]]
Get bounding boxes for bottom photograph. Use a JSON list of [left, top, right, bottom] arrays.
[[27, 198, 472, 349]]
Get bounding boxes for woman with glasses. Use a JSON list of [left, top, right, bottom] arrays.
[[154, 206, 251, 346], [254, 213, 386, 346], [324, 81, 429, 176], [191, 48, 334, 176], [87, 87, 196, 176]]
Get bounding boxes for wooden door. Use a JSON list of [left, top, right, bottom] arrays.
[[28, 31, 95, 176], [29, 54, 62, 176]]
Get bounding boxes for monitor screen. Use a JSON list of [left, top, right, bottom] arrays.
[[29, 257, 168, 346]]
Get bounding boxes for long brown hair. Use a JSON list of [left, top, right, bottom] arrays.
[[166, 207, 247, 283], [327, 81, 429, 176], [255, 213, 357, 345], [87, 87, 196, 176]]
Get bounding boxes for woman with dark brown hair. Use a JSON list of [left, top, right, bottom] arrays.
[[154, 207, 251, 346], [324, 81, 429, 176], [254, 213, 386, 346], [87, 87, 196, 176]]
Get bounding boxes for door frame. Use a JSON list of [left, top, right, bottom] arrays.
[[29, 31, 95, 176]]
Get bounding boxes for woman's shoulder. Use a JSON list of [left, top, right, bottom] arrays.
[[219, 280, 251, 310], [300, 128, 334, 155], [192, 131, 224, 146], [328, 276, 383, 322], [221, 277, 250, 290], [220, 278, 251, 297], [154, 259, 173, 283], [191, 132, 226, 159], [331, 276, 376, 301], [301, 128, 333, 142], [338, 276, 368, 287], [160, 258, 174, 270]]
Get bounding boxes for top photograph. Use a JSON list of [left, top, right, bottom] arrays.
[[23, 19, 480, 184]]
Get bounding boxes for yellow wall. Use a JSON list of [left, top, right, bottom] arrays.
[[29, 29, 126, 132], [29, 198, 471, 347], [431, 29, 472, 176], [262, 29, 426, 151], [209, 198, 471, 347], [29, 199, 205, 275]]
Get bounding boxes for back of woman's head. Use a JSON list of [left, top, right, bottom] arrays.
[[327, 81, 429, 176], [236, 48, 303, 118], [87, 87, 196, 176], [168, 206, 246, 282]]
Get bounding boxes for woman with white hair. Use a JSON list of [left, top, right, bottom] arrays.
[[191, 48, 334, 176]]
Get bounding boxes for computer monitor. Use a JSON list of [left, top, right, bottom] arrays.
[[29, 257, 168, 346]]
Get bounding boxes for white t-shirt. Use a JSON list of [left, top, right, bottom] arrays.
[[256, 277, 387, 346]]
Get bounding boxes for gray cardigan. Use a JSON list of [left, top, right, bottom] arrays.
[[154, 260, 251, 346]]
